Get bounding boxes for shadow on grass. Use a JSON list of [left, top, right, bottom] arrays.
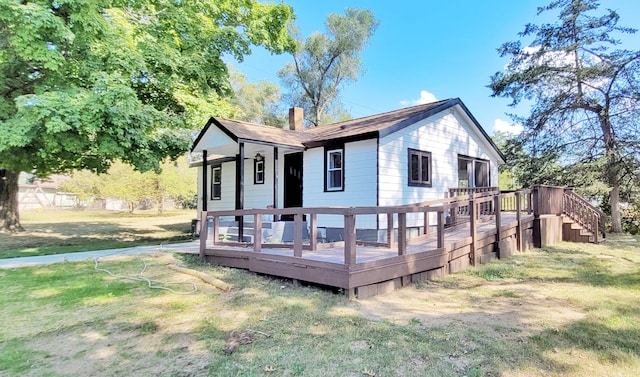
[[0, 220, 194, 259], [536, 246, 640, 289], [17, 220, 190, 238], [533, 319, 640, 363]]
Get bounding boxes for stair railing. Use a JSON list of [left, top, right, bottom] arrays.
[[562, 189, 606, 242]]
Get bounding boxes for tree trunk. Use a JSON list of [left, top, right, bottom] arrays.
[[599, 111, 623, 233], [0, 170, 23, 233], [609, 184, 622, 233], [157, 196, 164, 215]]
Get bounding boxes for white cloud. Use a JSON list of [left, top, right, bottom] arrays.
[[400, 90, 438, 106], [493, 118, 523, 135]]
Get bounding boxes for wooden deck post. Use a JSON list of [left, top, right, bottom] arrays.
[[294, 213, 303, 257], [253, 214, 262, 253], [448, 191, 457, 225], [437, 210, 445, 249], [423, 211, 429, 235], [212, 215, 219, 245], [344, 214, 357, 266], [469, 199, 477, 265], [494, 194, 502, 259], [515, 191, 523, 252], [397, 212, 407, 255], [309, 213, 317, 251], [387, 213, 395, 248]]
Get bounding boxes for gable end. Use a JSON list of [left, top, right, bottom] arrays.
[[190, 117, 240, 152], [377, 99, 460, 139]]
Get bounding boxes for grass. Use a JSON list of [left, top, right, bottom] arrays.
[[0, 234, 638, 376], [0, 209, 196, 259]]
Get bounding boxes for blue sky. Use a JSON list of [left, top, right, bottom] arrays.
[[232, 0, 640, 136]]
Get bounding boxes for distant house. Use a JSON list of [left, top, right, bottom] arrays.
[[190, 98, 505, 241], [18, 173, 76, 210]]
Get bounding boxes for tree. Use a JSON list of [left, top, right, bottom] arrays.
[[147, 156, 198, 214], [0, 0, 296, 232], [228, 68, 287, 127], [62, 156, 198, 213], [278, 8, 379, 127], [489, 0, 640, 233], [99, 162, 151, 213], [494, 132, 565, 190]]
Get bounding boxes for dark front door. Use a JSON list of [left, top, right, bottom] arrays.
[[284, 152, 303, 209]]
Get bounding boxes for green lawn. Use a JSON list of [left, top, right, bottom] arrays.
[[0, 209, 196, 259], [0, 234, 638, 376]]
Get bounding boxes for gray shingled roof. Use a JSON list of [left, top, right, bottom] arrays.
[[302, 99, 453, 146], [214, 118, 312, 147], [191, 98, 505, 161]]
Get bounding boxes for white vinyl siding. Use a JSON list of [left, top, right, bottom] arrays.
[[244, 155, 274, 210], [199, 162, 235, 212], [305, 139, 378, 228], [378, 107, 499, 228]]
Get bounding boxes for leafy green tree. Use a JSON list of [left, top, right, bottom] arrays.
[[58, 170, 102, 204], [495, 132, 565, 189], [145, 156, 197, 214], [489, 0, 640, 232], [228, 67, 287, 127], [0, 0, 296, 231], [62, 156, 198, 213], [100, 162, 151, 213], [279, 8, 379, 127]]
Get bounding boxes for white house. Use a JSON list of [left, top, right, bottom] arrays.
[[191, 98, 505, 241]]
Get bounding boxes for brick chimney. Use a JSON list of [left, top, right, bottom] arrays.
[[288, 107, 304, 131]]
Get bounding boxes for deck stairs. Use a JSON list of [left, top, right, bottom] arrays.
[[561, 189, 606, 244], [562, 217, 601, 243]]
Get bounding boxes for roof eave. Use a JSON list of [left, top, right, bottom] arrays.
[[303, 131, 380, 148]]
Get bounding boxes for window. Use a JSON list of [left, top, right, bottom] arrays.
[[325, 148, 343, 191], [211, 166, 221, 200], [254, 158, 264, 184], [458, 156, 489, 187], [408, 148, 432, 187]]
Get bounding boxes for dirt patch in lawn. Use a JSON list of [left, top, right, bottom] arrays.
[[352, 276, 585, 337]]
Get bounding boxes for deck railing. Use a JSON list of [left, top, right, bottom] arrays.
[[447, 187, 500, 222], [199, 189, 535, 266], [449, 186, 500, 197], [500, 189, 533, 213]]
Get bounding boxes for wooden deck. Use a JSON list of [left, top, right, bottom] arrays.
[[198, 190, 539, 297]]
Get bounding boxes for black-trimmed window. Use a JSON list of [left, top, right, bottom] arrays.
[[458, 155, 489, 188], [408, 148, 432, 187], [325, 147, 344, 191], [211, 166, 221, 200], [254, 158, 264, 184]]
